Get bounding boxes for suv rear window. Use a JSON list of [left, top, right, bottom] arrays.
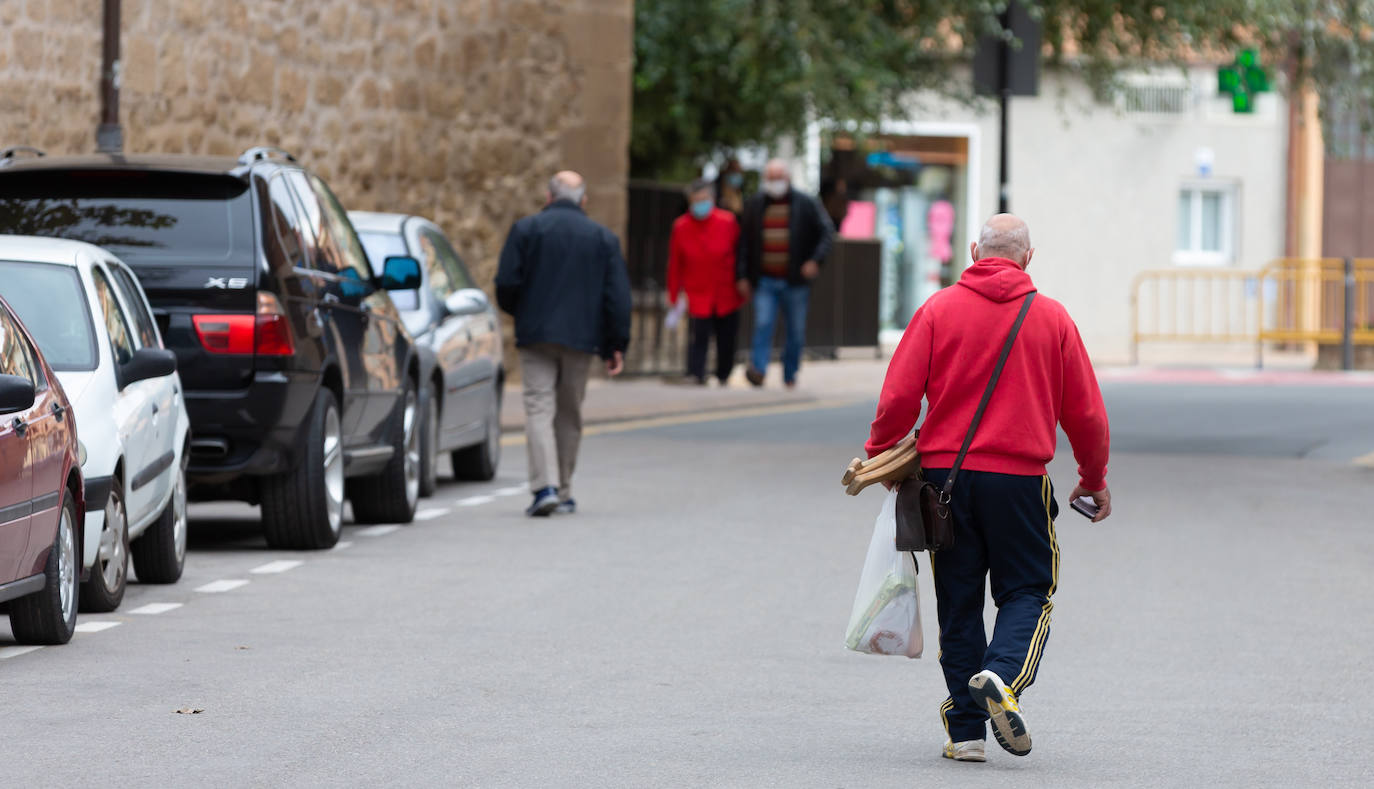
[[0, 170, 251, 264]]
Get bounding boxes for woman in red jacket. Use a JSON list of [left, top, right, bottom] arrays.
[[667, 179, 744, 384]]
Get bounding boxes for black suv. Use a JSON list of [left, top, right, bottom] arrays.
[[0, 147, 425, 548]]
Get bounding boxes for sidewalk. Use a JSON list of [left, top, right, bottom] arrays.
[[500, 358, 888, 432]]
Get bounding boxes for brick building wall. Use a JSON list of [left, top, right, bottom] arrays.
[[0, 0, 634, 287]]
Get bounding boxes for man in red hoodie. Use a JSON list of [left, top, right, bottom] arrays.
[[865, 214, 1111, 763]]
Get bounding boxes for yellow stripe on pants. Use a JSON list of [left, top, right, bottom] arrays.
[[1010, 475, 1059, 695]]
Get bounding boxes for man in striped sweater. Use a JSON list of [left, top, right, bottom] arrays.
[[736, 159, 835, 388]]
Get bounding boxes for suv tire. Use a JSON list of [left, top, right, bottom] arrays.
[[261, 388, 344, 550], [10, 492, 80, 645], [418, 383, 439, 498], [80, 484, 128, 613], [350, 379, 420, 524], [131, 459, 188, 583], [453, 383, 501, 481]]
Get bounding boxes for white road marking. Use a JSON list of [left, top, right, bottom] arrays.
[[250, 560, 304, 575], [196, 579, 249, 594], [457, 496, 495, 507], [75, 621, 121, 633], [415, 508, 450, 521], [333, 540, 354, 551], [130, 603, 183, 615], [0, 646, 43, 660], [493, 486, 526, 497], [356, 525, 399, 537]]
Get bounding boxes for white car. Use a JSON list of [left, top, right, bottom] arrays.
[[0, 237, 190, 612]]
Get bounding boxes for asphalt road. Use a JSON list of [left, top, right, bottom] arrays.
[[1, 378, 1371, 787]]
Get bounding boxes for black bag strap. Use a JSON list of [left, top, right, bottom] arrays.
[[942, 292, 1037, 499]]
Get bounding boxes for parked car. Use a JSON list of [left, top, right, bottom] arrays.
[[0, 294, 84, 645], [350, 211, 504, 494], [0, 236, 190, 612], [0, 147, 424, 549]]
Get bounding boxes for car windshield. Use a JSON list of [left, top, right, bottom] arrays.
[[0, 170, 250, 264], [0, 260, 98, 371], [357, 230, 418, 311]]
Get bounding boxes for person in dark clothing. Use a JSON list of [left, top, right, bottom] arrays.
[[716, 158, 746, 219], [668, 179, 743, 385], [495, 170, 632, 517], [735, 158, 835, 388], [865, 214, 1112, 763]]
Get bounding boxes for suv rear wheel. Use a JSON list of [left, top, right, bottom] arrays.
[[80, 484, 128, 613], [10, 493, 79, 645], [350, 379, 420, 524], [261, 388, 344, 550]]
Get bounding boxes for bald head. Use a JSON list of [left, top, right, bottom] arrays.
[[764, 158, 790, 181], [972, 214, 1033, 268], [548, 170, 586, 206]]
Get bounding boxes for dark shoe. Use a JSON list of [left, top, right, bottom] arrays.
[[555, 499, 576, 515], [745, 366, 765, 387], [526, 487, 559, 517]]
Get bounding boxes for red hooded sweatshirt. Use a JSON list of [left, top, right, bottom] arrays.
[[667, 207, 744, 318], [865, 258, 1110, 491]]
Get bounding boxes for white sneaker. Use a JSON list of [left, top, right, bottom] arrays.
[[968, 670, 1031, 756], [942, 739, 986, 762]]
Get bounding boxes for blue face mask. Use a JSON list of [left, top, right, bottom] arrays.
[[690, 199, 714, 220], [725, 173, 744, 188]]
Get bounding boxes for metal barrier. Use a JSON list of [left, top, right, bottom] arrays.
[[1131, 258, 1374, 367]]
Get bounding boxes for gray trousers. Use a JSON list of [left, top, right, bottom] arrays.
[[520, 343, 594, 499]]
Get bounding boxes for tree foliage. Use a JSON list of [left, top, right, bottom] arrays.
[[632, 0, 1374, 179]]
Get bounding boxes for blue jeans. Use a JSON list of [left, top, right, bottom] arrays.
[[750, 276, 810, 383]]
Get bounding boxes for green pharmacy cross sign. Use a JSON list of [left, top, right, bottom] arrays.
[[1218, 49, 1270, 113]]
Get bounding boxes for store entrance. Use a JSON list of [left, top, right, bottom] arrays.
[[823, 134, 971, 340]]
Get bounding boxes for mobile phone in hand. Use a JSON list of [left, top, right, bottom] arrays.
[[1070, 496, 1099, 520]]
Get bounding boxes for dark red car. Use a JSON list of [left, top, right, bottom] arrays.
[[0, 294, 83, 645]]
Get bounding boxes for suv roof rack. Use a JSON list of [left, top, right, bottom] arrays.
[[238, 146, 298, 165], [0, 146, 47, 166]]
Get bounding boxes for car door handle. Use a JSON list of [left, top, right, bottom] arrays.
[[51, 402, 66, 422], [12, 418, 26, 437]]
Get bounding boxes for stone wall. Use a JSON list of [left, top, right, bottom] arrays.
[[0, 0, 634, 286]]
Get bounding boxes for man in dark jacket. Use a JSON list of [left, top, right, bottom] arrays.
[[495, 171, 632, 517], [736, 158, 835, 388]]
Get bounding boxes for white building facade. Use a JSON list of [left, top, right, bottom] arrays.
[[802, 65, 1289, 363]]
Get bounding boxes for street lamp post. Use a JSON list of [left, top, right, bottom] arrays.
[[97, 0, 123, 153]]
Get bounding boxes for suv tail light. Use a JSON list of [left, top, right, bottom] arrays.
[[192, 293, 296, 356]]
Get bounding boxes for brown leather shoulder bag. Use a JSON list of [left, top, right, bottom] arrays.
[[895, 292, 1036, 552]]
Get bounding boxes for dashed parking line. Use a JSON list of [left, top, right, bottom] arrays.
[[196, 579, 249, 594], [356, 525, 399, 537], [493, 486, 526, 497], [457, 495, 495, 507], [333, 540, 354, 551], [75, 621, 121, 634], [130, 603, 183, 615], [0, 645, 43, 659], [415, 508, 450, 521], [250, 559, 304, 575]]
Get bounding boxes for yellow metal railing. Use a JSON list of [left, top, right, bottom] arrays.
[[1131, 258, 1374, 364]]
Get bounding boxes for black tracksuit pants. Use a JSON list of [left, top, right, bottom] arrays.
[[687, 310, 740, 384], [922, 468, 1060, 744]]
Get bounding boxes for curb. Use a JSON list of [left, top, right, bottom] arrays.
[[499, 393, 823, 435]]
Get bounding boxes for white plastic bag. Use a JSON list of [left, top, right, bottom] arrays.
[[844, 489, 923, 658], [664, 299, 688, 330]]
